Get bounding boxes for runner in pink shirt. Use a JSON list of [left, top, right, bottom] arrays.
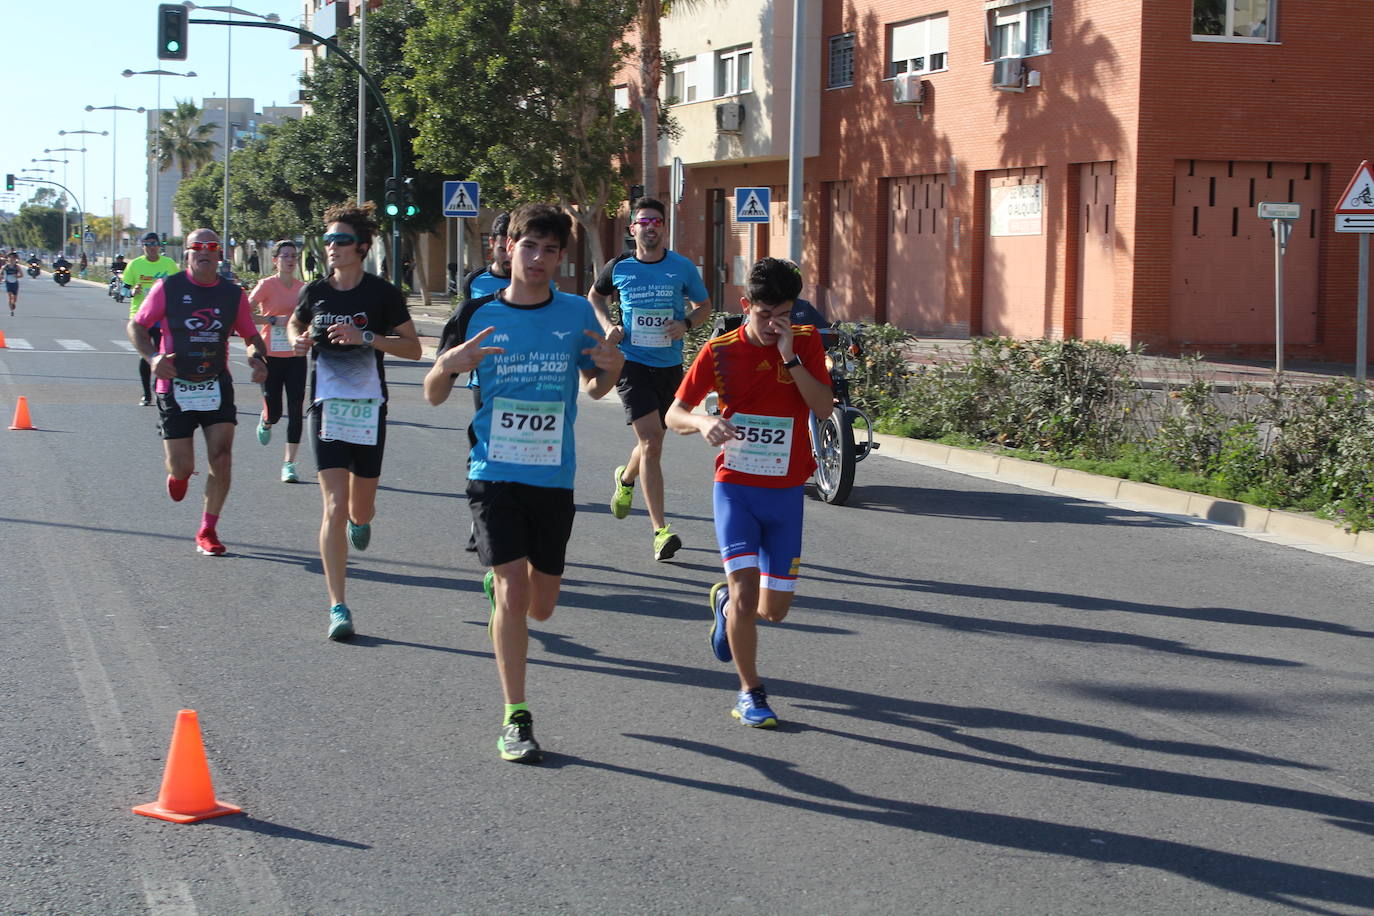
[[250, 240, 308, 483]]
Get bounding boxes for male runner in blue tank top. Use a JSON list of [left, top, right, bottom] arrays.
[[590, 197, 711, 562], [426, 203, 625, 764]]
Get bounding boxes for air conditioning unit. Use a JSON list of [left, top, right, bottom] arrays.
[[893, 73, 925, 105], [715, 102, 743, 133], [993, 57, 1025, 90]]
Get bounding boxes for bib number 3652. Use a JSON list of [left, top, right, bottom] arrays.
[[489, 398, 564, 466]]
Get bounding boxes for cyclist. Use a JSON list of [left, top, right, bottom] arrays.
[[250, 240, 307, 483], [289, 202, 422, 642], [590, 197, 711, 562], [665, 258, 833, 728], [426, 203, 624, 764], [123, 233, 177, 406], [4, 251, 21, 316], [127, 228, 268, 556]]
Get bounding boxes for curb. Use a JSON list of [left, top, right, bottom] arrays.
[[871, 432, 1374, 562]]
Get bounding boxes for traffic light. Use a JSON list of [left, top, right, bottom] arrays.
[[402, 178, 418, 219], [158, 4, 188, 61], [4, 174, 13, 191], [383, 177, 401, 218]]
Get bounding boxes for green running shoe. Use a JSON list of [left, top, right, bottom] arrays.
[[348, 519, 371, 551], [483, 569, 496, 637], [327, 603, 354, 641], [280, 460, 298, 483], [256, 416, 271, 445], [610, 465, 633, 519], [497, 709, 543, 763], [653, 524, 682, 561]]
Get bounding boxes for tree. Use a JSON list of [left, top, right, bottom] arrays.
[[173, 160, 224, 236], [151, 99, 220, 179], [405, 0, 638, 274]]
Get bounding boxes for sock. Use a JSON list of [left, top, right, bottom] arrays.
[[200, 512, 219, 534], [504, 702, 530, 723]]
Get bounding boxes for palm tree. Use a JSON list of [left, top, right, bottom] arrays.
[[150, 99, 220, 179], [637, 0, 665, 200]]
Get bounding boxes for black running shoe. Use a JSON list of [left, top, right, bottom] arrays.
[[497, 710, 543, 764]]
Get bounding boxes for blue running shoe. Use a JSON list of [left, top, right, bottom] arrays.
[[348, 519, 371, 551], [708, 581, 732, 662], [327, 603, 354, 641], [732, 685, 778, 728]]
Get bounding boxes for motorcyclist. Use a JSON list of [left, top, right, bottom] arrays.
[[111, 252, 127, 275], [53, 254, 71, 271]]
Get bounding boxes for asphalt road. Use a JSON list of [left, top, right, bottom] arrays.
[[3, 274, 1373, 915]]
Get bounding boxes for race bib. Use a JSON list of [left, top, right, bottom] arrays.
[[320, 398, 381, 445], [269, 323, 292, 353], [488, 397, 564, 466], [630, 307, 674, 348], [172, 377, 221, 412], [722, 413, 793, 477]]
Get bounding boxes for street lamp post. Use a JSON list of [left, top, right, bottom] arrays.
[[32, 158, 70, 253], [85, 103, 146, 268], [122, 68, 197, 239], [58, 128, 109, 256], [47, 145, 91, 258]]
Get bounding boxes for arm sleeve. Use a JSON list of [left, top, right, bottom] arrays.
[[592, 258, 618, 297], [232, 293, 259, 339], [674, 346, 716, 409], [684, 262, 709, 303], [133, 280, 168, 328], [798, 327, 831, 388], [292, 281, 313, 327]]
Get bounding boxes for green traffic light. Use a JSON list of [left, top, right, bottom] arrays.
[[167, 41, 180, 52], [405, 205, 418, 218], [385, 203, 399, 217]]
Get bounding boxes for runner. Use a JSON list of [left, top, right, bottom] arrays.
[[461, 211, 513, 300], [425, 203, 624, 764], [250, 240, 307, 483], [123, 232, 177, 406], [4, 251, 21, 316], [589, 197, 710, 561], [127, 228, 269, 556], [664, 258, 833, 728], [288, 202, 421, 641]]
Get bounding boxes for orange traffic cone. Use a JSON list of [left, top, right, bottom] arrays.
[[133, 709, 242, 824], [9, 397, 33, 430], [0, 329, 7, 348]]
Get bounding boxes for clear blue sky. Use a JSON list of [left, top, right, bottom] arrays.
[[1, 1, 311, 227]]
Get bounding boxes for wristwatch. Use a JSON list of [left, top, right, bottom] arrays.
[[782, 355, 802, 369], [361, 330, 375, 345]]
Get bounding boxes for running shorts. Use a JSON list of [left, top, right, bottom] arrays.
[[712, 481, 805, 592], [467, 480, 576, 576], [156, 374, 237, 439], [615, 360, 684, 426], [311, 402, 387, 478]]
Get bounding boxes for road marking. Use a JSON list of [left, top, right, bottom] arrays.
[[56, 339, 97, 350], [5, 338, 32, 349], [111, 340, 136, 351]]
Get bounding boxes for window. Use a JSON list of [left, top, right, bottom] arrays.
[[890, 14, 948, 79], [715, 45, 752, 97], [666, 58, 697, 104], [988, 2, 1051, 60], [829, 33, 855, 88], [1193, 0, 1274, 41], [613, 85, 630, 111]]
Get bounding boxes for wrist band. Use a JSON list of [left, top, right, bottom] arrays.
[[782, 355, 802, 369]]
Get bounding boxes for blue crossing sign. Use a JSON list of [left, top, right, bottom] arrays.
[[734, 187, 771, 223], [443, 181, 480, 218]]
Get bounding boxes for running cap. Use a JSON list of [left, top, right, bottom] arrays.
[[142, 231, 161, 243]]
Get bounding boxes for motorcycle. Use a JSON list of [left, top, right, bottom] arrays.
[[107, 269, 130, 303], [53, 265, 71, 286], [26, 260, 40, 279], [705, 315, 878, 506]]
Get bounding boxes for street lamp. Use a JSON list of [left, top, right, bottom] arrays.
[[86, 103, 146, 265], [123, 68, 197, 238], [33, 158, 72, 251], [185, 3, 280, 270], [58, 128, 108, 258], [47, 145, 89, 256]]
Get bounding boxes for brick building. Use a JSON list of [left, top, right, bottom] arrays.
[[638, 0, 1373, 364]]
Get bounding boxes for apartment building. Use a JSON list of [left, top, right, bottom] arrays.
[[649, 0, 1373, 363]]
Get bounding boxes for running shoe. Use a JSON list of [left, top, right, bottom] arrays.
[[732, 685, 779, 728], [610, 465, 633, 519], [653, 524, 682, 562], [348, 519, 371, 551], [281, 460, 298, 483], [195, 528, 227, 556], [497, 710, 543, 763], [327, 603, 355, 641], [256, 416, 271, 445], [167, 474, 189, 502], [708, 581, 732, 663], [139, 395, 153, 407], [483, 569, 496, 637]]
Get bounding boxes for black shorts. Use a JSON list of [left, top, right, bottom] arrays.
[[5, 282, 18, 295], [615, 360, 684, 426], [156, 376, 237, 440], [311, 402, 388, 479], [467, 480, 576, 576]]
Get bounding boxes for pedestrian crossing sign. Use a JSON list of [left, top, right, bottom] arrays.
[[443, 180, 480, 218], [734, 187, 771, 223]]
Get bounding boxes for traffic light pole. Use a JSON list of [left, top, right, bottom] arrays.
[[13, 177, 85, 252], [186, 17, 403, 287]]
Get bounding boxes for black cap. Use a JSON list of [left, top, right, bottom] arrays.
[[142, 232, 160, 243]]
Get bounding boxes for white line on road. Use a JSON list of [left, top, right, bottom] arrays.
[[111, 340, 136, 351], [55, 339, 97, 350], [5, 338, 33, 349]]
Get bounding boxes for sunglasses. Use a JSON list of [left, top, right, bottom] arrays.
[[633, 217, 665, 227], [322, 232, 358, 246], [187, 241, 221, 252]]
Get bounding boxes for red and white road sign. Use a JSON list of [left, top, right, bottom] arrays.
[[1335, 160, 1374, 232]]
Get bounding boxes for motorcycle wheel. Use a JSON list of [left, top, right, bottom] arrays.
[[812, 410, 856, 505]]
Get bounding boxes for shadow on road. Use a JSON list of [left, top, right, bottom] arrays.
[[847, 484, 1190, 529], [212, 814, 371, 850]]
